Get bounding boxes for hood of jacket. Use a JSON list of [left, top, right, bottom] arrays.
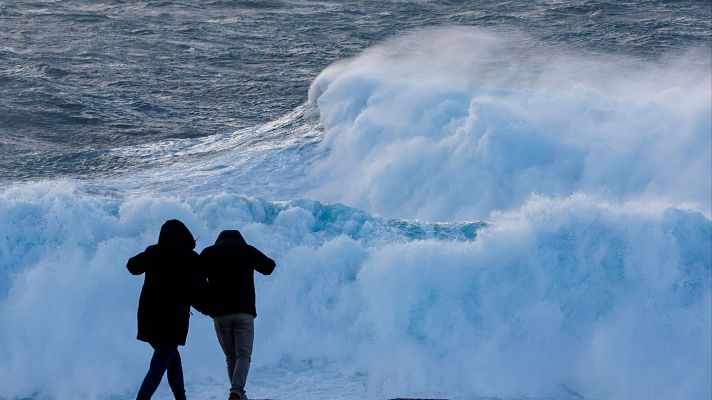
[[158, 219, 196, 250], [215, 230, 247, 245]]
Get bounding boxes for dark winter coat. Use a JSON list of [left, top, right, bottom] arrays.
[[200, 230, 276, 317], [127, 219, 209, 346]]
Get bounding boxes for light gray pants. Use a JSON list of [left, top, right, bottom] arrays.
[[213, 313, 255, 397]]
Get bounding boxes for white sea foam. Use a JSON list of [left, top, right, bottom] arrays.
[[0, 27, 710, 400], [306, 27, 711, 220], [0, 184, 708, 399]]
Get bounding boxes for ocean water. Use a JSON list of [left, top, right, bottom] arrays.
[[1, 1, 711, 400]]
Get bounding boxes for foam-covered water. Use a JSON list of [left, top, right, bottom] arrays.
[[1, 185, 709, 399], [305, 28, 711, 220], [1, 4, 711, 400]]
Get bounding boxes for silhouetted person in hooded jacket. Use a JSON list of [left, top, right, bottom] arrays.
[[200, 230, 276, 400], [127, 219, 209, 400]]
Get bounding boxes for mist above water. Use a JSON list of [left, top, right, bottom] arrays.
[[306, 27, 711, 220]]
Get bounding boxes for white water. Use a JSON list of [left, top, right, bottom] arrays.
[[305, 28, 711, 220], [0, 28, 710, 400]]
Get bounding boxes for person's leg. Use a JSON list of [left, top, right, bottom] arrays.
[[136, 344, 179, 400], [213, 316, 238, 391], [166, 349, 186, 400], [231, 313, 255, 399]]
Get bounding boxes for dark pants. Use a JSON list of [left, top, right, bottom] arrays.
[[136, 343, 186, 400], [213, 313, 255, 398]]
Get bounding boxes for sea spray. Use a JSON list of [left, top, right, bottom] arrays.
[[306, 28, 711, 220], [0, 184, 709, 399]]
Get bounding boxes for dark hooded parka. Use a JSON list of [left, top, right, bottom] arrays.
[[200, 230, 276, 317], [127, 219, 209, 346]]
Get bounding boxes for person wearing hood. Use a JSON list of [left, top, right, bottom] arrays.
[[200, 230, 276, 400], [127, 219, 210, 400]]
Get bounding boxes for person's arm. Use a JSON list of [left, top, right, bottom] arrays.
[[192, 251, 214, 316], [246, 245, 276, 275], [126, 247, 152, 275]]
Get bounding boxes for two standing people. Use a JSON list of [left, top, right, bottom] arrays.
[[127, 220, 275, 400]]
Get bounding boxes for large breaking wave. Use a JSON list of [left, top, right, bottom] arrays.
[[305, 28, 711, 220], [0, 28, 710, 400]]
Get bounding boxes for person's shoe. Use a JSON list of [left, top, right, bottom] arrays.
[[228, 393, 239, 400]]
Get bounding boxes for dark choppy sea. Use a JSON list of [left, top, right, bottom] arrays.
[[0, 0, 709, 180]]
